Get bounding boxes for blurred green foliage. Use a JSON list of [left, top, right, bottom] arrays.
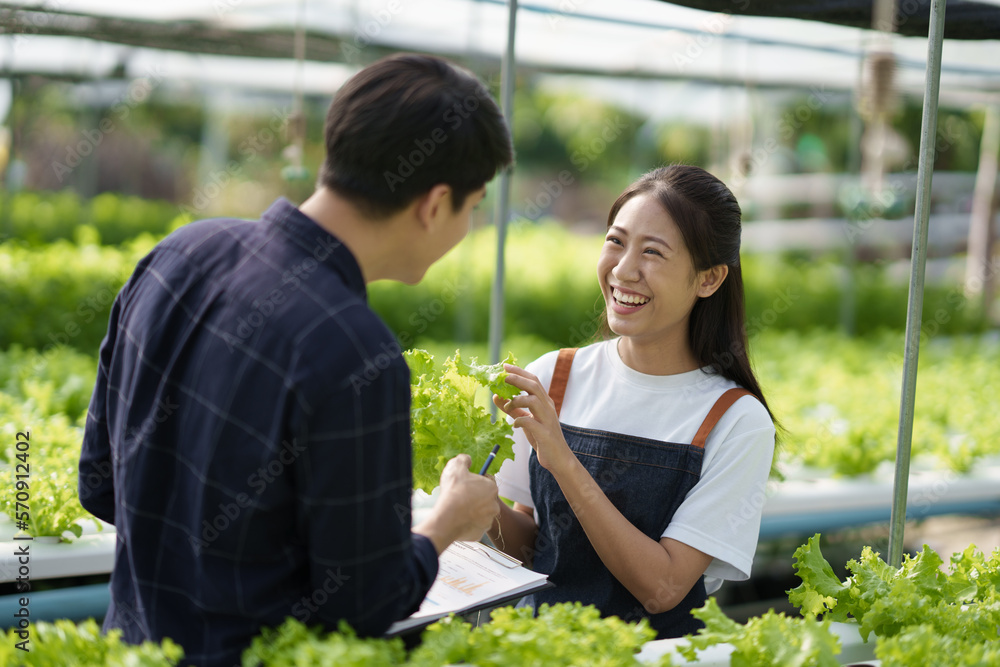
[[0, 346, 103, 538], [512, 84, 659, 181], [0, 236, 157, 353], [369, 222, 605, 350], [1, 223, 990, 354], [0, 190, 189, 246], [371, 225, 987, 349], [757, 330, 1000, 476], [895, 104, 985, 173], [772, 92, 985, 175], [0, 345, 97, 423]]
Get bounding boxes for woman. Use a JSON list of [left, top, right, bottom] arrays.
[[490, 165, 777, 638]]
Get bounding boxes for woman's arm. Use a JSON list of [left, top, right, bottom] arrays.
[[487, 500, 538, 566], [543, 453, 712, 612], [495, 364, 712, 613]]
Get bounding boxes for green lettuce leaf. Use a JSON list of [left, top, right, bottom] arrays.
[[841, 545, 896, 636], [788, 534, 1000, 649], [787, 534, 850, 620], [848, 543, 999, 642], [682, 597, 842, 666], [449, 350, 520, 400], [4, 618, 184, 666], [947, 543, 996, 600], [410, 602, 659, 666], [240, 604, 661, 667], [875, 623, 1000, 667], [404, 348, 436, 382], [242, 618, 405, 667], [405, 349, 518, 493]]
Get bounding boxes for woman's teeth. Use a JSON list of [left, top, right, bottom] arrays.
[[613, 288, 650, 306]]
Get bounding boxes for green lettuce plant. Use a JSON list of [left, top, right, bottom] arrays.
[[788, 533, 1000, 664], [406, 349, 518, 493], [0, 618, 182, 666], [241, 602, 668, 667], [680, 597, 842, 666], [242, 619, 405, 667], [0, 399, 101, 540]]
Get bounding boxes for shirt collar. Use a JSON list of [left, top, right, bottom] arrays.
[[261, 197, 366, 300]]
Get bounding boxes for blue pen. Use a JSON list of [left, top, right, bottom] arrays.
[[478, 444, 500, 475]]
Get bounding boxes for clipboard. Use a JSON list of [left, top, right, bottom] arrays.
[[385, 540, 552, 637]]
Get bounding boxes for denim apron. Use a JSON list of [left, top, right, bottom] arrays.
[[526, 348, 751, 639]]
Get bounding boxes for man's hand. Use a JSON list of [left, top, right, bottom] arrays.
[[413, 454, 499, 554]]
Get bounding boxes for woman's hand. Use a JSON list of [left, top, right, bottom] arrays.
[[493, 364, 575, 475]]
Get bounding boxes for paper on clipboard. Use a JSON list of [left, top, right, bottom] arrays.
[[385, 540, 550, 636]]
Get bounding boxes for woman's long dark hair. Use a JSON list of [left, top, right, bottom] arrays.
[[600, 164, 777, 427]]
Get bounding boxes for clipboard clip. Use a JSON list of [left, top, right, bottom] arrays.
[[468, 540, 523, 569]]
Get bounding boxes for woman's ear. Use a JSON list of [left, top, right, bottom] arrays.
[[696, 264, 729, 298]]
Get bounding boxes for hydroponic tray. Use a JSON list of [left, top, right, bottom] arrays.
[[759, 464, 1000, 538], [0, 518, 113, 583], [636, 621, 877, 665]]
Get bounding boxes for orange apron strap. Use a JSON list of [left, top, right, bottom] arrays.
[[548, 348, 578, 418], [691, 388, 754, 449]]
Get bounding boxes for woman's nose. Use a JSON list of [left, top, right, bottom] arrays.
[[612, 251, 641, 282]]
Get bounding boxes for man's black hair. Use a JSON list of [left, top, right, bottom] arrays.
[[318, 53, 514, 219]]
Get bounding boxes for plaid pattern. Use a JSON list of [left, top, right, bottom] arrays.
[[79, 198, 436, 667]]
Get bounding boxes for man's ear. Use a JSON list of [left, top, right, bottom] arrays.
[[414, 184, 453, 231], [696, 264, 729, 298]]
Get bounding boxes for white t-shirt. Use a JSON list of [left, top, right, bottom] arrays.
[[495, 339, 776, 593]]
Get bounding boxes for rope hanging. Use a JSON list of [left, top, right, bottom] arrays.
[[281, 0, 311, 183]]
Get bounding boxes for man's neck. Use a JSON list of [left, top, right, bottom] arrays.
[[298, 188, 409, 284]]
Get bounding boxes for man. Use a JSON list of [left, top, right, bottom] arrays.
[[79, 53, 512, 666]]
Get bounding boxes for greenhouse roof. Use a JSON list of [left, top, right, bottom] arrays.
[[0, 0, 998, 98], [660, 0, 1000, 40]]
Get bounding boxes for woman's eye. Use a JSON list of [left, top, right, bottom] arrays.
[[606, 236, 623, 246], [644, 248, 664, 257]]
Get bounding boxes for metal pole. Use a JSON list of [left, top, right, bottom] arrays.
[[887, 0, 947, 569], [488, 0, 517, 368], [964, 104, 999, 308]]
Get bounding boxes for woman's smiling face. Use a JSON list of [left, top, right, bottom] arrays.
[[597, 192, 703, 348]]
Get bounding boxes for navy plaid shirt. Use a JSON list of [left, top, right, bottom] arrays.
[[79, 198, 437, 667]]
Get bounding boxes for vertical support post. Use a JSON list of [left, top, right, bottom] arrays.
[[851, 0, 899, 335], [488, 0, 517, 368], [965, 104, 999, 313], [887, 0, 947, 569], [0, 72, 16, 242], [292, 0, 307, 162], [841, 41, 867, 336]]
